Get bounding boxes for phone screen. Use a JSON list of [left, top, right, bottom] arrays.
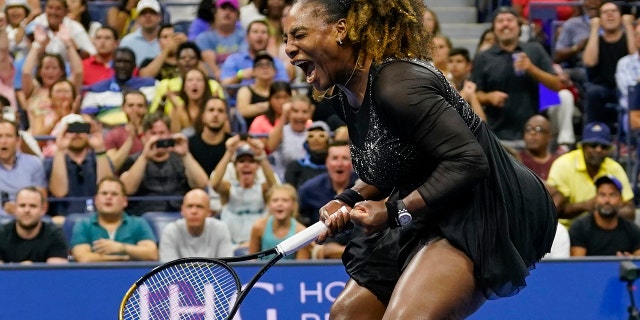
[[67, 122, 91, 134]]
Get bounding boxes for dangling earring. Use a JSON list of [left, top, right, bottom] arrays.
[[337, 38, 343, 45]]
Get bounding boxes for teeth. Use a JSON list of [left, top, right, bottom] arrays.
[[293, 60, 305, 66]]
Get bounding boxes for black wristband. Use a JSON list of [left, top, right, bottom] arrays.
[[95, 150, 107, 157], [385, 200, 400, 228], [334, 189, 365, 208]]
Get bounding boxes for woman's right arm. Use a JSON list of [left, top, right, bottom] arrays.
[[21, 38, 43, 99], [236, 86, 269, 119]]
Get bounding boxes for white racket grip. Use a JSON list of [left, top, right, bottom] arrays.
[[276, 206, 348, 256]]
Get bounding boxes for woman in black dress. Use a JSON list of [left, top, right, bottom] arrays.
[[283, 0, 557, 319]]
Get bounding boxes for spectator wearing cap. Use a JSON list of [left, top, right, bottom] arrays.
[[569, 175, 640, 256], [235, 50, 276, 127], [220, 19, 289, 88], [285, 120, 331, 189], [119, 112, 209, 216], [118, 0, 162, 67], [4, 0, 31, 58], [472, 6, 563, 150], [29, 0, 96, 59], [210, 134, 278, 246], [547, 122, 635, 227], [267, 94, 315, 180], [195, 0, 244, 80], [44, 114, 114, 216]]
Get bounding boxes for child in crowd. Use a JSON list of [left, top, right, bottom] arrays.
[[248, 183, 311, 260]]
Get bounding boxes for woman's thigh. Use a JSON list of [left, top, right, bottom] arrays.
[[330, 279, 387, 320], [384, 238, 486, 320]]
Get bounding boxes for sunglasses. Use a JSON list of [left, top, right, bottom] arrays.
[[583, 142, 612, 150]]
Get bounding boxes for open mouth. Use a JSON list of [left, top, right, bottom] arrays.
[[293, 60, 316, 83]]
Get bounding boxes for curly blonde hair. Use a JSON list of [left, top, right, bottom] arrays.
[[296, 0, 432, 63]]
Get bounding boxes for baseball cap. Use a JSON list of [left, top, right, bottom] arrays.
[[581, 122, 612, 146], [595, 175, 623, 193], [217, 0, 239, 10], [234, 144, 255, 161], [491, 6, 519, 24], [60, 114, 87, 125], [4, 0, 30, 15], [136, 0, 161, 14], [253, 51, 274, 67], [308, 121, 330, 133]]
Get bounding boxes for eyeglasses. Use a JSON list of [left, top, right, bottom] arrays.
[[254, 61, 274, 68], [524, 126, 549, 135], [583, 142, 612, 150]]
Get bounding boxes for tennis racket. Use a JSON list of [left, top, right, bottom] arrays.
[[118, 206, 347, 320]]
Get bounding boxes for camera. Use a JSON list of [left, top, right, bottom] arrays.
[[67, 122, 91, 134], [155, 138, 175, 148], [620, 261, 640, 282]]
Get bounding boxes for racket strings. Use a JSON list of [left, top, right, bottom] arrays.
[[122, 261, 240, 320]]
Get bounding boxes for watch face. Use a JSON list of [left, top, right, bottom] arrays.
[[398, 212, 412, 226]]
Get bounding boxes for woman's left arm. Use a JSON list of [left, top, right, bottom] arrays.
[[375, 64, 489, 218]]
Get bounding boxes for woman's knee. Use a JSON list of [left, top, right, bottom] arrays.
[[330, 280, 386, 320], [384, 239, 485, 319]]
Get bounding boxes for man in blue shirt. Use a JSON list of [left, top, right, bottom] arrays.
[[195, 0, 245, 80], [118, 0, 162, 66], [298, 141, 358, 227], [70, 177, 158, 262], [220, 20, 289, 87], [0, 119, 47, 216]]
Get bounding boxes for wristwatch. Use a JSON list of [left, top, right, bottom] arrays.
[[396, 200, 412, 226]]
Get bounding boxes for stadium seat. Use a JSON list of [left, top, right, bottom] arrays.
[[0, 215, 13, 225], [62, 213, 92, 244], [141, 211, 181, 242], [173, 20, 192, 34]]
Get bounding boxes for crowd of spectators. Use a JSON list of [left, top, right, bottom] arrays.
[[2, 0, 640, 264]]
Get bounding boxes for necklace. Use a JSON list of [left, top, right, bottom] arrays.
[[315, 55, 361, 100], [342, 55, 361, 88]]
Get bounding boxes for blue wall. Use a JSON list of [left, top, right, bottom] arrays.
[[0, 259, 638, 320]]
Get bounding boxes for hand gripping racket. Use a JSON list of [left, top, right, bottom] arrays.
[[118, 206, 348, 320]]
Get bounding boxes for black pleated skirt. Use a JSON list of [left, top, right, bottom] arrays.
[[342, 122, 558, 303]]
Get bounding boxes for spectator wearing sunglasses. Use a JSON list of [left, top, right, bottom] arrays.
[[547, 122, 635, 227]]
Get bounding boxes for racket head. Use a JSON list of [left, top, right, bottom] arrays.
[[118, 258, 242, 320]]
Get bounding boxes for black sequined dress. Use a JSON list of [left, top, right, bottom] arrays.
[[335, 59, 557, 303]]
